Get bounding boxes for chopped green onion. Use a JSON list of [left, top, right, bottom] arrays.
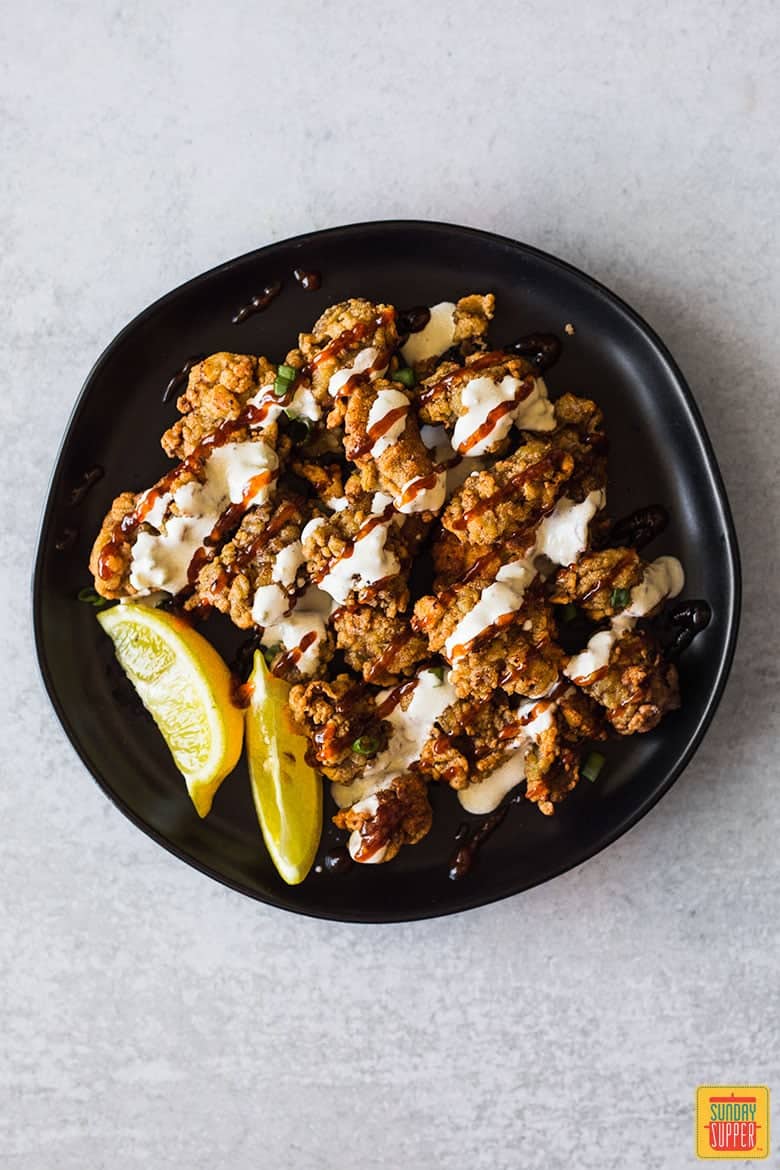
[[352, 735, 379, 756], [391, 367, 416, 388], [77, 586, 112, 610], [273, 376, 289, 397], [262, 643, 282, 665], [581, 751, 606, 783], [611, 587, 630, 610], [429, 665, 445, 681], [277, 363, 297, 382], [559, 603, 579, 622]]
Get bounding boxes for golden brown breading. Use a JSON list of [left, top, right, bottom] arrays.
[[552, 393, 608, 499], [420, 693, 519, 788], [287, 674, 385, 783], [301, 488, 411, 617], [441, 438, 575, 546], [524, 732, 581, 816], [331, 606, 428, 685], [416, 350, 536, 429], [576, 629, 680, 735], [88, 490, 140, 598], [332, 773, 432, 863], [161, 353, 275, 460], [407, 293, 496, 378], [550, 547, 644, 620], [188, 492, 311, 628], [290, 460, 346, 508], [343, 378, 444, 516], [297, 298, 398, 414]]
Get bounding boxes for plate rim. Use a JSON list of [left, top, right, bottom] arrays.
[[32, 219, 742, 923]]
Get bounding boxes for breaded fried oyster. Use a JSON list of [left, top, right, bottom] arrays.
[[90, 291, 695, 870]]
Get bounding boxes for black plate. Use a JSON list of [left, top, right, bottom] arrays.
[[33, 221, 740, 922]]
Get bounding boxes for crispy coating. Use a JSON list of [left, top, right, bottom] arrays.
[[441, 438, 575, 546], [297, 298, 398, 413], [552, 393, 608, 499], [344, 378, 444, 516], [189, 492, 310, 628], [578, 630, 680, 734], [290, 459, 346, 508], [88, 490, 140, 598], [416, 350, 536, 429], [331, 606, 428, 685], [420, 693, 519, 789], [287, 674, 385, 783], [301, 487, 411, 617], [550, 547, 644, 620], [408, 293, 496, 378], [161, 353, 274, 460], [333, 773, 432, 863]]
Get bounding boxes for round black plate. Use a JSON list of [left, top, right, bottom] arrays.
[[33, 222, 740, 922]]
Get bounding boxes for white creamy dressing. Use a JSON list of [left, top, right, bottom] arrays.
[[457, 750, 526, 814], [272, 540, 305, 587], [444, 558, 537, 660], [317, 516, 400, 604], [371, 491, 395, 514], [441, 492, 610, 662], [260, 609, 327, 676], [300, 516, 326, 545], [400, 302, 456, 365], [396, 469, 448, 515], [325, 496, 349, 512], [451, 374, 555, 455], [327, 347, 385, 396], [331, 669, 457, 814], [129, 439, 279, 595], [564, 556, 685, 683], [251, 583, 292, 627], [288, 384, 321, 421], [535, 490, 606, 567], [346, 795, 389, 864], [366, 387, 409, 457], [625, 555, 685, 617]]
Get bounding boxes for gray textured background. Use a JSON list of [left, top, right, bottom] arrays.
[[2, 2, 778, 1167]]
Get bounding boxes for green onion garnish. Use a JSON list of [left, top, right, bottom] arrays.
[[352, 735, 378, 756], [273, 364, 298, 397], [559, 603, 578, 622], [581, 751, 606, 782], [610, 587, 630, 610], [262, 643, 282, 665], [77, 586, 112, 610], [430, 665, 445, 681], [391, 367, 416, 388]]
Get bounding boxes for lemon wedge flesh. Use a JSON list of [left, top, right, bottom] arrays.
[[97, 604, 244, 817], [245, 650, 322, 885]]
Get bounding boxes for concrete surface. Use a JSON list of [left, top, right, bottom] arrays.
[[1, 1, 778, 1167]]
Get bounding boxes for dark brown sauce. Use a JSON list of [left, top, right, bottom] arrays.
[[96, 405, 281, 582], [451, 609, 516, 661], [571, 663, 610, 687], [68, 466, 104, 506], [456, 377, 535, 454], [508, 332, 562, 371], [579, 550, 638, 605], [417, 350, 511, 407], [606, 505, 669, 551], [162, 355, 205, 404], [397, 471, 440, 509], [322, 846, 353, 875], [449, 792, 523, 880], [232, 281, 282, 324], [450, 451, 566, 533], [186, 546, 211, 587], [375, 677, 419, 720], [396, 306, 431, 336], [312, 505, 394, 585], [293, 267, 321, 291], [348, 402, 410, 460], [55, 527, 78, 552], [365, 630, 416, 682], [271, 630, 318, 678], [230, 676, 253, 709], [662, 599, 712, 660]]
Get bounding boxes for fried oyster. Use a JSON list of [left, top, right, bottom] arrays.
[[90, 292, 691, 869]]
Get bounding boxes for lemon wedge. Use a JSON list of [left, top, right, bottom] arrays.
[[97, 604, 244, 817], [245, 650, 322, 885]]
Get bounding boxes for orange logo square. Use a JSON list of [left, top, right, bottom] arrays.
[[695, 1086, 770, 1159]]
